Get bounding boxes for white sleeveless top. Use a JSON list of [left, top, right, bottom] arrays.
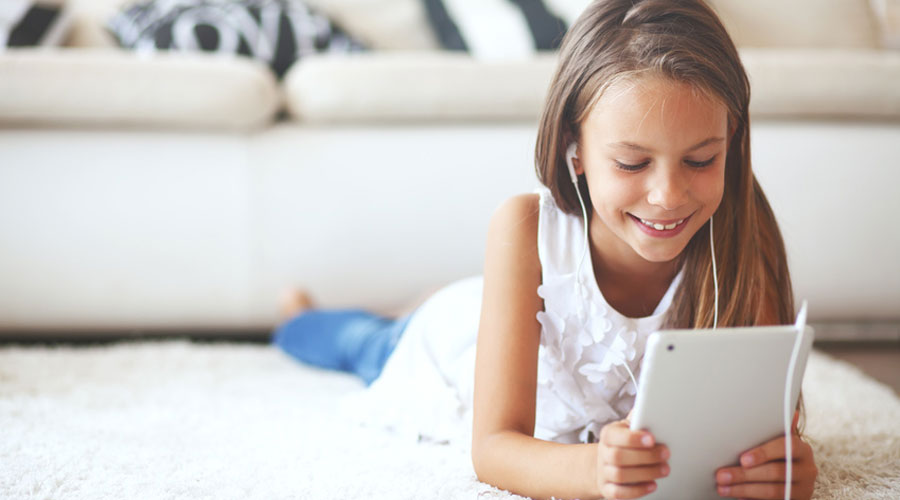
[[339, 187, 682, 447]]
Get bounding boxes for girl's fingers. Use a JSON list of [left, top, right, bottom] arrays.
[[717, 462, 789, 484], [739, 434, 810, 467], [601, 420, 657, 449], [716, 435, 818, 499], [717, 460, 817, 486], [600, 444, 670, 467], [717, 482, 786, 499], [600, 463, 670, 485], [600, 481, 658, 500], [716, 481, 815, 500]]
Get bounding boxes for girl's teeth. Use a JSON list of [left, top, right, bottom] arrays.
[[640, 217, 685, 231]]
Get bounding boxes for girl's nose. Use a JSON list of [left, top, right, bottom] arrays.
[[646, 165, 690, 211]]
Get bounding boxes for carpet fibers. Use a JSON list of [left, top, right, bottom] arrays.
[[0, 341, 898, 499]]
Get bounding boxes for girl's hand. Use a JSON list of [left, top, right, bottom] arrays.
[[715, 413, 817, 500], [595, 419, 670, 499]]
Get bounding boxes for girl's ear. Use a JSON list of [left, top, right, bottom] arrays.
[[573, 154, 585, 176], [566, 142, 585, 179]]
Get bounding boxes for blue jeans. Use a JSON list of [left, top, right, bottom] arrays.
[[272, 309, 412, 386]]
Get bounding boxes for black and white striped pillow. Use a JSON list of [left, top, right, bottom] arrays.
[[0, 0, 70, 48], [422, 0, 571, 59], [108, 0, 366, 78]]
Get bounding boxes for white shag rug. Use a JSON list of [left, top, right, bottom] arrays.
[[0, 340, 898, 500]]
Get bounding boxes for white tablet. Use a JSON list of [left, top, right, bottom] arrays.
[[629, 320, 814, 500]]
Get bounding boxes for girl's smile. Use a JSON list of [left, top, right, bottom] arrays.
[[628, 212, 693, 238]]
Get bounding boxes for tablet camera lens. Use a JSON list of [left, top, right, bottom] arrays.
[[667, 344, 674, 351]]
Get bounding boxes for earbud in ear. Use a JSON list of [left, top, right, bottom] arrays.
[[566, 143, 579, 185]]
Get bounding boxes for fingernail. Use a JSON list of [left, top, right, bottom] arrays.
[[661, 448, 670, 460], [741, 454, 754, 467], [717, 471, 732, 483], [647, 483, 656, 492], [642, 435, 654, 447], [660, 465, 670, 476], [718, 485, 731, 496]]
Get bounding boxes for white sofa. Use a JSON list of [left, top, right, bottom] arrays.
[[1, 0, 899, 339]]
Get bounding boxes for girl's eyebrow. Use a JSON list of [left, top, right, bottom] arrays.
[[607, 137, 725, 153]]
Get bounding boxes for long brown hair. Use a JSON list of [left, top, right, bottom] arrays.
[[535, 0, 794, 329]]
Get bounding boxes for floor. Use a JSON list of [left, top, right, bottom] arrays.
[[814, 341, 900, 396], [1, 334, 898, 396]]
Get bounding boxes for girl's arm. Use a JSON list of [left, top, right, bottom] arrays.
[[471, 194, 668, 499], [471, 194, 602, 499]]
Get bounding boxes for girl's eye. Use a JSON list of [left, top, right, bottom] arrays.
[[685, 155, 717, 168], [615, 160, 650, 172]]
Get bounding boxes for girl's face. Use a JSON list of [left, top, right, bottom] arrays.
[[575, 76, 728, 266]]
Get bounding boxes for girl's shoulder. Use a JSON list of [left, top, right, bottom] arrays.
[[489, 193, 541, 242], [498, 192, 541, 216], [488, 189, 571, 272], [485, 192, 542, 275]]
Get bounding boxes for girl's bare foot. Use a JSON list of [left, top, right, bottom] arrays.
[[279, 288, 314, 321]]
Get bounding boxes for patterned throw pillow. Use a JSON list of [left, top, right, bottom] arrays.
[[0, 0, 71, 48], [422, 0, 570, 59], [108, 0, 366, 78]]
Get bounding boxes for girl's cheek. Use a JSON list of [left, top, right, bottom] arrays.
[[693, 167, 726, 202]]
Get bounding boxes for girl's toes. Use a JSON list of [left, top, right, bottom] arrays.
[[279, 288, 314, 319]]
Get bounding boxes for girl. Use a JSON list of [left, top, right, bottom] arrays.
[[273, 0, 818, 499]]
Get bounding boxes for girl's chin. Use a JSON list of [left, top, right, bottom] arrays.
[[634, 248, 684, 263], [630, 233, 694, 262]]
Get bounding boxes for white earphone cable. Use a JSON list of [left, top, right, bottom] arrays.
[[783, 301, 808, 500], [783, 340, 799, 500], [573, 179, 589, 292], [710, 216, 718, 330]]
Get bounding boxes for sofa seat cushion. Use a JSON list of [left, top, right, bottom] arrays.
[[0, 47, 280, 130], [284, 49, 900, 123], [283, 51, 557, 122], [741, 48, 900, 119]]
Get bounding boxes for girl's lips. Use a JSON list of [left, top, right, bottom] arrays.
[[629, 213, 693, 238]]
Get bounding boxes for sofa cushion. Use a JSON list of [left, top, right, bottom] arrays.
[[708, 0, 879, 49], [107, 0, 366, 78], [283, 49, 900, 123], [0, 47, 280, 129], [741, 48, 900, 119], [283, 52, 557, 122], [1, 0, 71, 48]]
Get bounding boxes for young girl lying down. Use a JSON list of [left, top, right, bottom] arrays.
[[273, 1, 818, 498]]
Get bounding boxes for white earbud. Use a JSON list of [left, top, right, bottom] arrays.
[[566, 142, 579, 184]]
